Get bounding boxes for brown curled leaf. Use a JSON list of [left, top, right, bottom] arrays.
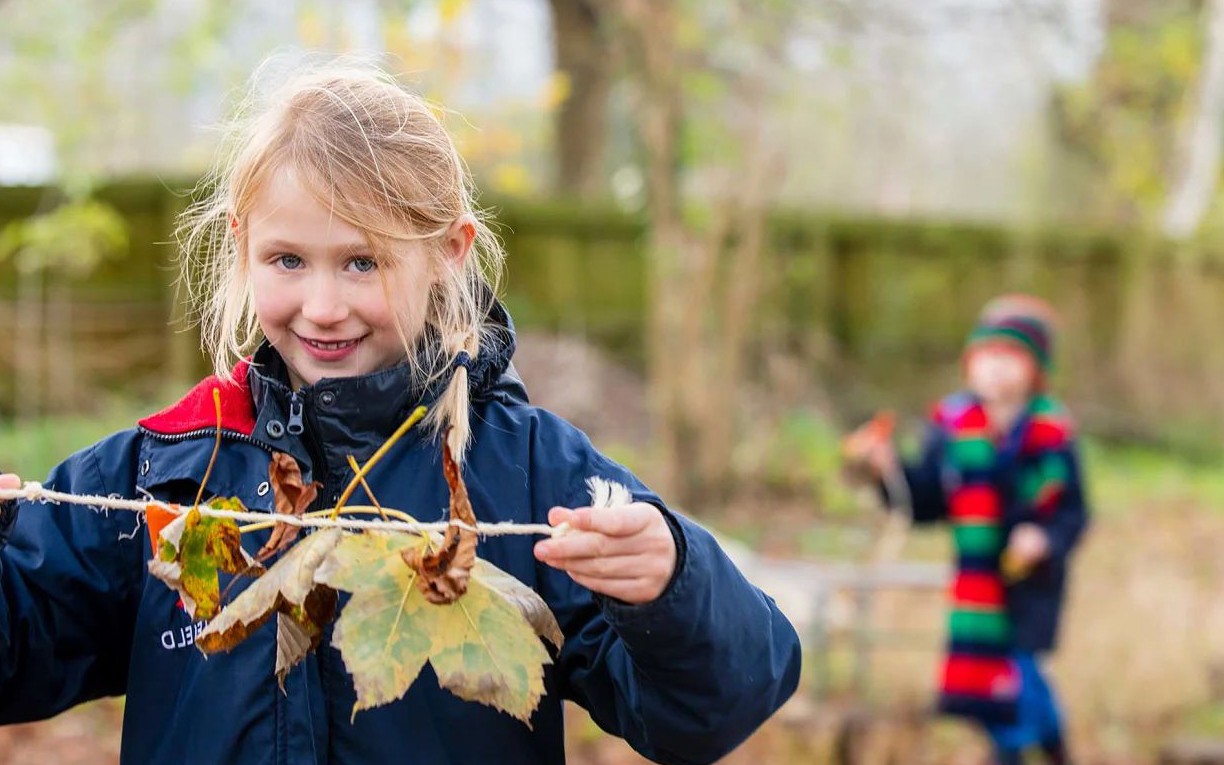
[[275, 584, 339, 690], [401, 431, 477, 604], [258, 452, 321, 561]]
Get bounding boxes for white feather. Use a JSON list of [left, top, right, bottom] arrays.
[[586, 476, 633, 509]]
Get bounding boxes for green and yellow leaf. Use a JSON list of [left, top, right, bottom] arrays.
[[147, 503, 261, 620], [315, 531, 556, 724]]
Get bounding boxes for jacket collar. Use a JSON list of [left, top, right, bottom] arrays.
[[137, 360, 258, 438]]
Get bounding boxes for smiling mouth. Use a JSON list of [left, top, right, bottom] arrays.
[[299, 336, 364, 351]]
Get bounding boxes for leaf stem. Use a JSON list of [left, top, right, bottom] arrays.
[[191, 388, 223, 516], [347, 454, 389, 521], [237, 505, 420, 534], [330, 406, 427, 521]]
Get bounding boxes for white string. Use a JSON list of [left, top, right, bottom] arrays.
[[0, 483, 560, 537]]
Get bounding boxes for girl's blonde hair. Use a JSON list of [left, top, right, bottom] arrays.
[[177, 56, 505, 456]]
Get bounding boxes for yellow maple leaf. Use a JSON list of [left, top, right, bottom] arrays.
[[315, 531, 561, 723]]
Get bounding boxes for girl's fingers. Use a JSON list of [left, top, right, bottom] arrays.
[[0, 474, 21, 491], [534, 530, 641, 563], [547, 504, 657, 537], [536, 502, 676, 605], [547, 506, 576, 527], [566, 572, 656, 604], [536, 519, 673, 563], [547, 553, 661, 581]]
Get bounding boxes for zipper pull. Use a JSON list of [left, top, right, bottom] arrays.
[[287, 392, 305, 435]]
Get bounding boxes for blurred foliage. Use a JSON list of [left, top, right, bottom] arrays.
[[0, 398, 155, 479], [9, 180, 1224, 458], [0, 199, 128, 276], [1053, 1, 1205, 228], [0, 0, 554, 195]]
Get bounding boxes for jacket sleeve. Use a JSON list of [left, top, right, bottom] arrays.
[[881, 423, 948, 524], [531, 419, 802, 765], [1041, 444, 1090, 562], [0, 430, 146, 723]]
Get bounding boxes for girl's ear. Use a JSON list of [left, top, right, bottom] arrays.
[[445, 214, 477, 265]]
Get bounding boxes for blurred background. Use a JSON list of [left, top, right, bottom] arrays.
[[3, 0, 1224, 763]]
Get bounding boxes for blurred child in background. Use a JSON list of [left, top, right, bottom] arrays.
[[845, 294, 1090, 765]]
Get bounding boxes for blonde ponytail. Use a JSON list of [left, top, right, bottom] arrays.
[[436, 332, 481, 462]]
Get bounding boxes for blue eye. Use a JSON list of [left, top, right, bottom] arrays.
[[349, 256, 377, 273], [276, 254, 303, 270]]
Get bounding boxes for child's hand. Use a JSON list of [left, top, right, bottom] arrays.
[[0, 474, 20, 493], [534, 503, 677, 605], [841, 413, 899, 486], [1002, 522, 1050, 580]]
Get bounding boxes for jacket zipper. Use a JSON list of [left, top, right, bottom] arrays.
[[138, 426, 273, 452], [287, 392, 305, 436], [295, 391, 343, 763]]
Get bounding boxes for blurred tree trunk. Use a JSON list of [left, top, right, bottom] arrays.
[[611, 0, 691, 501], [1162, 0, 1224, 240], [14, 267, 43, 423], [612, 0, 783, 508], [46, 280, 76, 412], [548, 0, 613, 198]]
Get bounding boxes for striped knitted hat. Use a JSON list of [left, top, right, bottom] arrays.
[[965, 294, 1057, 373]]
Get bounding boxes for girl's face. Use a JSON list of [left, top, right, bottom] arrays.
[[965, 342, 1038, 404], [245, 169, 434, 389]]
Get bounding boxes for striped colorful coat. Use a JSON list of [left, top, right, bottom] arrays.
[[893, 392, 1090, 654]]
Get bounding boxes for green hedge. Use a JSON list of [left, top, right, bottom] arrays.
[[1, 179, 1221, 456]]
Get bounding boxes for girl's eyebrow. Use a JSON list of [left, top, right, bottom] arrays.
[[256, 238, 306, 252], [257, 238, 370, 254]]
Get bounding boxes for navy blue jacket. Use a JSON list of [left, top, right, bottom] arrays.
[[0, 314, 801, 765], [889, 393, 1090, 653]]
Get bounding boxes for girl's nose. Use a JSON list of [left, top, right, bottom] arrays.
[[300, 275, 351, 326]]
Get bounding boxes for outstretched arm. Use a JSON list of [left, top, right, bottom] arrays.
[[0, 432, 145, 723]]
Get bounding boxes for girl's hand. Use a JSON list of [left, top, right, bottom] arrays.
[[533, 503, 678, 605], [0, 474, 20, 538]]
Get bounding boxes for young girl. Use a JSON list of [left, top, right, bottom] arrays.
[[0, 61, 801, 765], [845, 295, 1089, 765]]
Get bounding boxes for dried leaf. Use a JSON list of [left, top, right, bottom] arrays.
[[258, 452, 322, 561], [197, 527, 343, 666], [316, 531, 554, 723], [411, 438, 477, 602], [147, 505, 261, 620], [275, 585, 339, 689], [400, 435, 477, 604]]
